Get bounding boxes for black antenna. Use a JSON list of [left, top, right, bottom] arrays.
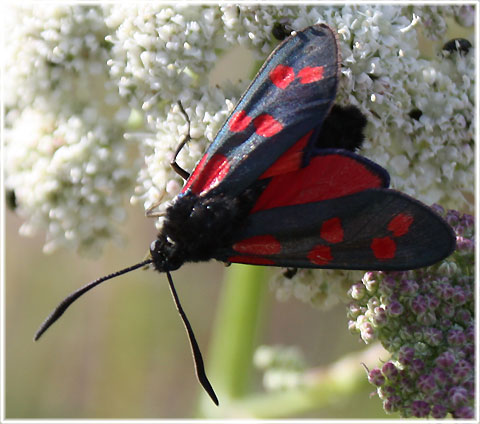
[[165, 270, 219, 405], [34, 258, 219, 405], [34, 259, 153, 341]]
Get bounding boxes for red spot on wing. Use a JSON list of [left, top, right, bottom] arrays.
[[388, 213, 414, 237], [253, 114, 283, 137], [320, 217, 344, 243], [298, 66, 324, 84], [182, 153, 230, 194], [228, 256, 275, 266], [371, 237, 396, 259], [259, 131, 312, 179], [308, 245, 333, 265], [269, 65, 295, 89], [182, 153, 208, 193], [229, 110, 252, 132], [251, 154, 383, 213], [233, 235, 281, 255]]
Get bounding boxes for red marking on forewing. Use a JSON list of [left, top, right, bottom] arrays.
[[253, 114, 283, 137], [259, 131, 312, 179], [233, 235, 281, 255], [388, 213, 414, 237], [183, 153, 230, 194], [371, 237, 396, 259], [269, 65, 295, 89], [229, 110, 252, 132], [321, 217, 344, 243], [182, 153, 208, 193], [298, 66, 324, 84], [228, 256, 275, 265], [308, 245, 333, 265], [251, 154, 384, 213]]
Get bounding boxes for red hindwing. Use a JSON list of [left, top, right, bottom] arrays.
[[250, 150, 389, 213]]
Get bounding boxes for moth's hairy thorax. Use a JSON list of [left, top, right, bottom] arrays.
[[150, 188, 260, 272], [164, 192, 247, 259]]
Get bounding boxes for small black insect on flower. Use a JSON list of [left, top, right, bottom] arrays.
[[442, 38, 472, 55]]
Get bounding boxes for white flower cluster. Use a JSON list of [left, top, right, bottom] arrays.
[[220, 5, 303, 55], [5, 109, 131, 256], [130, 90, 233, 219], [254, 345, 307, 391], [271, 268, 363, 309], [5, 4, 473, 271], [103, 5, 231, 216], [327, 5, 473, 210], [4, 5, 135, 255]]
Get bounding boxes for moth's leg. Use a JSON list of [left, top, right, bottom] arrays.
[[145, 192, 166, 218], [171, 101, 191, 181], [283, 268, 298, 279], [148, 101, 190, 217]]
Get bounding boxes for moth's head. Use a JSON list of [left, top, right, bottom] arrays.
[[149, 236, 183, 273]]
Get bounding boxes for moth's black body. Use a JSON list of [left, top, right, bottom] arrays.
[[151, 188, 261, 271], [313, 105, 366, 151]]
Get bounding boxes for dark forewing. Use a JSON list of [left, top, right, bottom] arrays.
[[215, 189, 456, 270], [182, 24, 339, 197]]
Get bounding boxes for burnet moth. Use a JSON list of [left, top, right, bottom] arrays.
[[34, 24, 456, 406]]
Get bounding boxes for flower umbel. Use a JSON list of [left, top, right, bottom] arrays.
[[348, 207, 474, 418], [5, 5, 473, 257], [4, 5, 134, 255]]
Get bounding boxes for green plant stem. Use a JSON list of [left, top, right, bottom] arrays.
[[232, 343, 386, 418], [197, 264, 269, 415], [196, 263, 387, 418], [205, 343, 386, 418]]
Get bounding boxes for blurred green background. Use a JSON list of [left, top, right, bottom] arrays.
[[5, 203, 385, 418]]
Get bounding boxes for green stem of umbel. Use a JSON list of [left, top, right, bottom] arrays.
[[197, 264, 269, 414], [196, 264, 386, 418]]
